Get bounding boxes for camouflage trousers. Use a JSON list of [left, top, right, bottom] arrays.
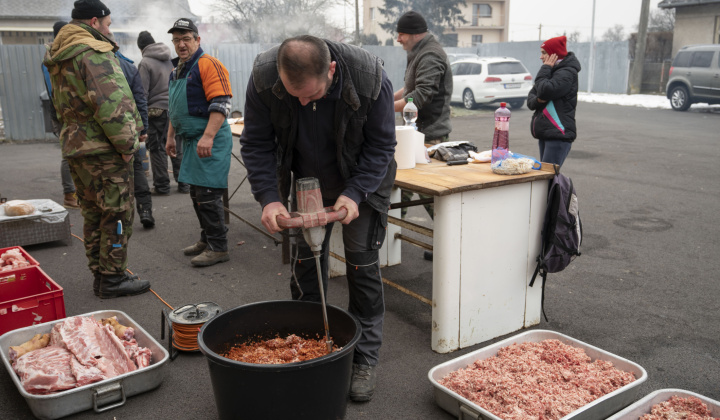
[[67, 153, 134, 276]]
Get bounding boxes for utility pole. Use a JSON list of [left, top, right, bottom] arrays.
[[588, 0, 596, 93], [629, 0, 651, 94], [355, 0, 360, 45], [538, 23, 542, 40]]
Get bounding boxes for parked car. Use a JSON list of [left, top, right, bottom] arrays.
[[666, 44, 720, 111], [446, 53, 480, 64], [450, 57, 533, 110]]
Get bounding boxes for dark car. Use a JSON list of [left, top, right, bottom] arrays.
[[666, 45, 720, 111]]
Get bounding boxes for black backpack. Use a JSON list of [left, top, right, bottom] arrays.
[[530, 169, 583, 320]]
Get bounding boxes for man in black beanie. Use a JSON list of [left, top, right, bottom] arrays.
[[43, 0, 152, 298], [393, 11, 453, 260]]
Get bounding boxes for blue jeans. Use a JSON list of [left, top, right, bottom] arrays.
[[539, 140, 572, 168]]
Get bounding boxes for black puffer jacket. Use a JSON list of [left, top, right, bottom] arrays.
[[527, 52, 581, 142]]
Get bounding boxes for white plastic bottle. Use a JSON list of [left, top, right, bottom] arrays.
[[403, 97, 418, 129]]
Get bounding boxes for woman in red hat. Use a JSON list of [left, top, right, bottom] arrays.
[[527, 35, 582, 167]]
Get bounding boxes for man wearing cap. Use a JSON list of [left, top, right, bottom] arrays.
[[43, 0, 151, 298], [137, 31, 188, 195], [240, 35, 396, 402], [527, 35, 581, 167], [165, 18, 233, 267], [393, 11, 452, 260]]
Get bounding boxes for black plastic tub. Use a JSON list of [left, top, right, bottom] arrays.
[[198, 300, 361, 420]]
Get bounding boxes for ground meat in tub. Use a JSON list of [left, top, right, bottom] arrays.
[[640, 395, 719, 420], [439, 339, 636, 420]]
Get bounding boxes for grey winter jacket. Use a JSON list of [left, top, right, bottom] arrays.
[[403, 34, 452, 140], [137, 42, 173, 110]]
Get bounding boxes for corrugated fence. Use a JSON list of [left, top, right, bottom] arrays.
[[0, 40, 630, 141]]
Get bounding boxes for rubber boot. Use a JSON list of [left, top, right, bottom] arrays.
[[139, 203, 155, 228], [98, 272, 150, 299], [63, 192, 79, 208]]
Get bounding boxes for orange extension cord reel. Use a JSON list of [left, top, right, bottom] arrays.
[[161, 302, 221, 360]]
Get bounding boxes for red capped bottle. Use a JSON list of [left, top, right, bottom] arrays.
[[492, 102, 511, 164]]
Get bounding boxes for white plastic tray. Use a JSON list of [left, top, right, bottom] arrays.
[[428, 329, 647, 420], [607, 388, 720, 419], [0, 310, 169, 420]]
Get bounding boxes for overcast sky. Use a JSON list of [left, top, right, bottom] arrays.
[[189, 0, 661, 43]]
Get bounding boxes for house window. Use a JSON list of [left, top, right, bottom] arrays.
[[370, 7, 375, 21], [472, 35, 483, 45], [472, 4, 492, 26]]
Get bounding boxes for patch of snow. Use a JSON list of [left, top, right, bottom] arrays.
[[579, 92, 720, 110]]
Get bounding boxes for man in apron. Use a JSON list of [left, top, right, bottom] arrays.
[[165, 18, 233, 267]]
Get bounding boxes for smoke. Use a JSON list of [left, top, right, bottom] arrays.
[[110, 3, 186, 63]]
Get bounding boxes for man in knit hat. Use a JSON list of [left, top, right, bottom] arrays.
[[527, 35, 581, 167], [393, 11, 452, 260], [44, 0, 151, 298], [137, 31, 187, 195]]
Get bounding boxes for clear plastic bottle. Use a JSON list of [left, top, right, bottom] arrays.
[[491, 102, 511, 164], [403, 97, 418, 129]]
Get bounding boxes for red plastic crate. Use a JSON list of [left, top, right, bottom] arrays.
[[0, 246, 40, 274], [0, 266, 65, 336]]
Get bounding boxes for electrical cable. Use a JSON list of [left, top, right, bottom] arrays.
[[72, 232, 211, 353]]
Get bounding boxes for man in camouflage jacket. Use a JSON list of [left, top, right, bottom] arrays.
[[43, 0, 150, 298]]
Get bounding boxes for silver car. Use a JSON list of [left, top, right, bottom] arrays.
[[450, 57, 533, 110], [666, 44, 720, 111]]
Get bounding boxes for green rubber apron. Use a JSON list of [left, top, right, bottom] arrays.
[[168, 53, 232, 188]]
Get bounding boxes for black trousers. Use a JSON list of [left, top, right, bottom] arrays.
[[290, 201, 387, 366], [146, 111, 184, 192], [189, 185, 228, 252], [132, 149, 151, 210]]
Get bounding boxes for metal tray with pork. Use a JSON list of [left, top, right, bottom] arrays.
[[607, 389, 720, 419], [428, 329, 647, 420], [0, 310, 169, 420]]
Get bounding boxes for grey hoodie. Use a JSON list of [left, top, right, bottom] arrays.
[[137, 42, 173, 110]]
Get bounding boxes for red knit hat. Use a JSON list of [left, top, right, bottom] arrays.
[[541, 36, 567, 58]]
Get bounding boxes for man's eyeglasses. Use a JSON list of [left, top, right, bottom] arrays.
[[172, 36, 194, 45]]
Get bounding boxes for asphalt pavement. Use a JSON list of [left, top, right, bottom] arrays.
[[0, 101, 718, 419]]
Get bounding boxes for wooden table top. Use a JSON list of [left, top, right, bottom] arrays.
[[229, 122, 244, 137], [229, 121, 552, 197], [395, 160, 555, 196]]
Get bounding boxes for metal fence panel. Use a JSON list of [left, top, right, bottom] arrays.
[[0, 40, 632, 142], [0, 45, 55, 141]]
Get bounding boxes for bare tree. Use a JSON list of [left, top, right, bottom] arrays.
[[378, 0, 467, 47], [602, 24, 626, 42], [566, 30, 582, 43], [648, 8, 675, 32], [216, 0, 345, 43]]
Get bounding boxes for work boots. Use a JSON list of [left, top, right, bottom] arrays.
[[183, 241, 207, 256], [139, 203, 155, 228], [349, 363, 377, 402], [191, 250, 229, 267], [98, 272, 151, 299], [63, 192, 79, 208]]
